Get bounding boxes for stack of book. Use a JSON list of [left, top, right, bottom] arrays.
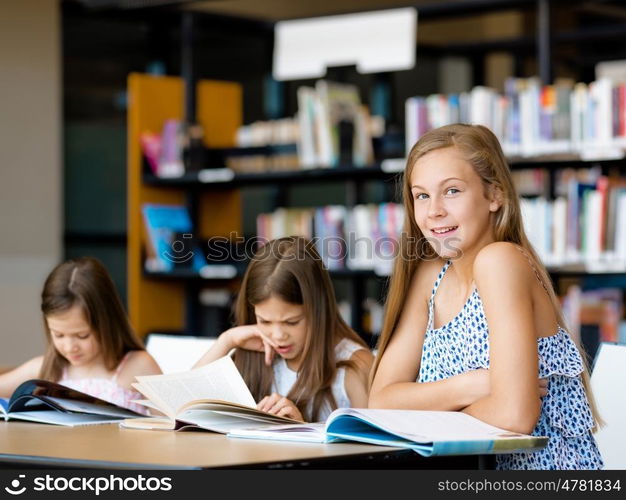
[[297, 80, 380, 168]]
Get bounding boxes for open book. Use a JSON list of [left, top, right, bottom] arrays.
[[121, 356, 300, 433], [0, 379, 142, 426], [227, 408, 549, 457]]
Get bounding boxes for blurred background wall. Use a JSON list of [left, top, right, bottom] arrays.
[[0, 0, 62, 364]]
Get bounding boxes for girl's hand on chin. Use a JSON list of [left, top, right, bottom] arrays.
[[225, 325, 277, 365]]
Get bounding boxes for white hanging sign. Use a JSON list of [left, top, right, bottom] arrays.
[[273, 7, 417, 81]]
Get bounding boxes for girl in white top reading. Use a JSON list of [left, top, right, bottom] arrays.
[[194, 236, 373, 422], [0, 257, 161, 413], [368, 124, 603, 469]]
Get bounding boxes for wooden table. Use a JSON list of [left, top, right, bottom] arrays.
[[0, 422, 483, 469]]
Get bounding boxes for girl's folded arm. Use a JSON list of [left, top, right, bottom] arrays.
[[369, 265, 489, 411], [461, 243, 541, 434]]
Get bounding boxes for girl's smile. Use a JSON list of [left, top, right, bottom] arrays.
[[429, 225, 459, 237], [410, 146, 501, 259]]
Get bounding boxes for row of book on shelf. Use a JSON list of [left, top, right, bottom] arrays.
[[406, 76, 626, 160], [520, 167, 626, 270], [142, 160, 626, 278], [232, 80, 386, 171], [139, 79, 385, 178], [233, 74, 626, 169], [254, 171, 626, 274], [140, 73, 626, 180], [141, 201, 405, 277], [256, 203, 404, 275]]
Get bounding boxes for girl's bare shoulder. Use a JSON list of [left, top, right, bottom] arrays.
[[473, 242, 534, 286], [474, 241, 532, 273], [118, 350, 162, 382], [413, 257, 448, 294]]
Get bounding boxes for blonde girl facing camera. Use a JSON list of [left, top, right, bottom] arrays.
[[0, 257, 161, 413], [194, 236, 373, 422], [368, 124, 603, 470]]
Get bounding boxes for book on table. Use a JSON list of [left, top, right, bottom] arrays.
[[0, 379, 142, 426], [120, 356, 300, 433], [227, 408, 549, 457]]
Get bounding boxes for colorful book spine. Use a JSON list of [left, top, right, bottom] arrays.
[[406, 77, 626, 158]]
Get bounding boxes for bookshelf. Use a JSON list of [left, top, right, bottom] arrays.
[[128, 74, 397, 342], [125, 1, 626, 346], [127, 73, 243, 338]]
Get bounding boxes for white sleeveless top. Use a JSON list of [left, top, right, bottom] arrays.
[[271, 338, 365, 422]]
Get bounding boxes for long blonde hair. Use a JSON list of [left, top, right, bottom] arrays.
[[232, 236, 366, 422], [40, 257, 145, 382], [373, 123, 600, 426]]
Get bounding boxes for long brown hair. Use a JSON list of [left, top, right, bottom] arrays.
[[40, 257, 144, 381], [372, 123, 600, 426], [232, 236, 366, 421]]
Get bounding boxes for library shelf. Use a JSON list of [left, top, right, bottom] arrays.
[[142, 156, 626, 192], [142, 165, 402, 189]]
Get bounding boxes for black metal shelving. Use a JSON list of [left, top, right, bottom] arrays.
[[143, 165, 402, 188], [142, 155, 626, 190]]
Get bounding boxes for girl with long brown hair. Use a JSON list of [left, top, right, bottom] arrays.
[[0, 257, 161, 413], [368, 124, 602, 469], [194, 236, 372, 422]]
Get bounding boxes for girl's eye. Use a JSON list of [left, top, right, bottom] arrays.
[[259, 320, 270, 325], [77, 334, 90, 340], [285, 321, 300, 326], [414, 193, 428, 200], [446, 188, 460, 195]]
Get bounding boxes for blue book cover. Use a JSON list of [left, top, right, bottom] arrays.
[[324, 409, 547, 457], [0, 380, 141, 425], [228, 408, 548, 457], [141, 203, 205, 273]]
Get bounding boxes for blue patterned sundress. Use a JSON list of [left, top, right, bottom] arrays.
[[418, 260, 603, 470]]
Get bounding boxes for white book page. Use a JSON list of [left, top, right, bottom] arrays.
[[134, 356, 256, 417], [179, 404, 297, 425], [229, 423, 327, 443], [178, 410, 258, 433], [179, 410, 291, 434], [327, 409, 528, 443], [234, 422, 324, 434]]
